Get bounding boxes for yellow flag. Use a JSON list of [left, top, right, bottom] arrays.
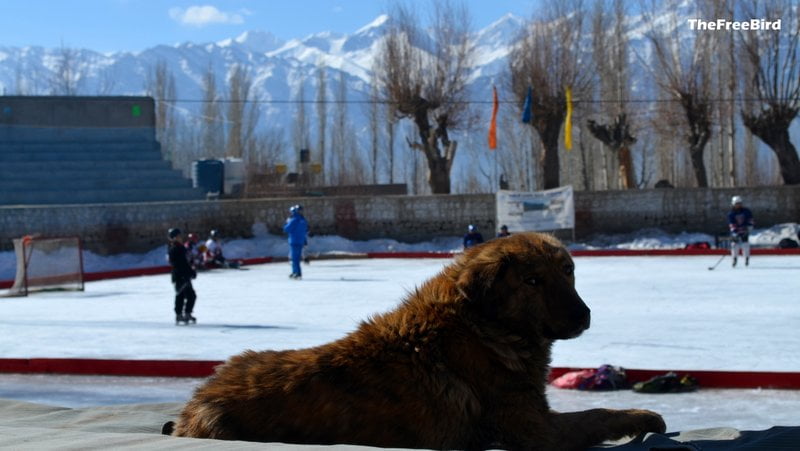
[[564, 87, 573, 151]]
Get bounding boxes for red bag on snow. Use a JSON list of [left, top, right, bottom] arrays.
[[551, 369, 596, 389]]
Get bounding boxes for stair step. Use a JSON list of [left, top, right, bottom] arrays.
[[0, 167, 183, 181], [0, 160, 175, 171], [0, 187, 206, 205], [0, 177, 193, 191], [0, 141, 160, 153], [0, 151, 164, 162]]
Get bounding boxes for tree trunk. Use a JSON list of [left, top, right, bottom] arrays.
[[743, 108, 800, 185], [618, 145, 636, 189], [535, 116, 563, 189], [689, 143, 709, 188], [759, 128, 800, 185], [427, 155, 452, 194]]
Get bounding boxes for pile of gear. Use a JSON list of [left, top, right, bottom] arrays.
[[552, 365, 699, 393]]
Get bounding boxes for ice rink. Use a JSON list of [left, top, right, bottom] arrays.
[[1, 254, 799, 433]]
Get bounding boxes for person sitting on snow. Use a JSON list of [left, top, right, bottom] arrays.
[[204, 229, 234, 268]]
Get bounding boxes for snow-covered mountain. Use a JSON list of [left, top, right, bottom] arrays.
[[0, 12, 521, 118]]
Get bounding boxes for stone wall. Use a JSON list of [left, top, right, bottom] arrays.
[[1, 187, 798, 255]]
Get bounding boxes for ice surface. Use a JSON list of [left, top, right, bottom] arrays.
[[0, 242, 799, 430]]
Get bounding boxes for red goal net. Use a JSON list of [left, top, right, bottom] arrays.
[[7, 236, 85, 296]]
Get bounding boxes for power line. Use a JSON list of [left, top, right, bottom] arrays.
[[158, 97, 797, 105]]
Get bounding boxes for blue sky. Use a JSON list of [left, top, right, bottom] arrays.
[[0, 0, 540, 53]]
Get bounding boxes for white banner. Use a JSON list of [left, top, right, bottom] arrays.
[[496, 186, 575, 232]]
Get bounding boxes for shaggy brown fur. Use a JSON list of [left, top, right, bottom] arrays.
[[170, 232, 665, 449]]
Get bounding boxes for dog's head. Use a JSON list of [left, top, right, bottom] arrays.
[[450, 232, 590, 340]]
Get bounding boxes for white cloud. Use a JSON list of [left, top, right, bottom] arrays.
[[168, 5, 245, 27]]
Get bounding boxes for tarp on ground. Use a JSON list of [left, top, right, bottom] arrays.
[[0, 398, 797, 450]]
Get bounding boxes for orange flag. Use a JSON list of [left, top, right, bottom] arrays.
[[564, 86, 573, 151], [488, 85, 499, 150]]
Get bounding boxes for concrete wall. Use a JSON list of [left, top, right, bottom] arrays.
[[1, 187, 798, 255], [575, 186, 800, 236]]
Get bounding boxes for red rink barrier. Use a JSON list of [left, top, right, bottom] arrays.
[[366, 251, 456, 259], [569, 248, 800, 257], [1, 358, 798, 389], [0, 358, 222, 378]]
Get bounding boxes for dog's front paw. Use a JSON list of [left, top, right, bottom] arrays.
[[621, 409, 666, 436]]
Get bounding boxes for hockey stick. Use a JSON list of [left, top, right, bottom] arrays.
[[707, 254, 727, 271]]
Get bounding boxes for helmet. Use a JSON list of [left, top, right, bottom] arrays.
[[468, 224, 476, 232], [290, 204, 303, 213], [168, 228, 182, 239], [500, 224, 508, 231], [210, 229, 219, 239], [187, 233, 198, 243], [731, 195, 743, 206]]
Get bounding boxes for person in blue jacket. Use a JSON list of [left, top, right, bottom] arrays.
[[727, 195, 754, 267], [463, 224, 484, 249], [283, 204, 309, 279]]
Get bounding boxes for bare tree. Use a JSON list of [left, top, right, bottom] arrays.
[[368, 73, 381, 184], [376, 0, 475, 194], [201, 66, 224, 158], [50, 43, 86, 95], [740, 0, 800, 185], [145, 60, 177, 160], [330, 71, 366, 185], [225, 64, 258, 159], [315, 64, 328, 184], [588, 0, 637, 189], [510, 1, 591, 189], [643, 0, 714, 187], [292, 78, 309, 156], [385, 94, 398, 184]]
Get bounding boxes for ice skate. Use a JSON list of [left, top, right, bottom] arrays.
[[732, 257, 737, 267], [185, 314, 197, 324], [175, 314, 188, 325], [745, 257, 749, 266]]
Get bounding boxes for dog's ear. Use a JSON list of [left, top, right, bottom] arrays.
[[455, 253, 508, 306]]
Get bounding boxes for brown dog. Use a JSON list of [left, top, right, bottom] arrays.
[[169, 232, 665, 449]]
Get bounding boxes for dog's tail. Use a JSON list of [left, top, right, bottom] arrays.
[[161, 421, 175, 435]]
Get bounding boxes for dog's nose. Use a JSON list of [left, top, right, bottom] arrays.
[[572, 306, 591, 330]]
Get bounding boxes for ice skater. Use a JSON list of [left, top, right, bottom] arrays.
[[283, 204, 309, 279], [168, 228, 197, 325], [728, 195, 754, 267]]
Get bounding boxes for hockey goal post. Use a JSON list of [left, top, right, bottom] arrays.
[[7, 235, 85, 296]]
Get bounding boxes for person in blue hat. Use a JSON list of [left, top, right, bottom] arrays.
[[463, 224, 484, 249], [283, 204, 309, 279]]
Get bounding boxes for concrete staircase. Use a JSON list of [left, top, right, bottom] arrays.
[[0, 137, 204, 205], [0, 96, 205, 206]]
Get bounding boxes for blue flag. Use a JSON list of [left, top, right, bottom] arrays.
[[521, 86, 532, 123]]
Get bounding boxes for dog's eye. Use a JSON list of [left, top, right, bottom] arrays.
[[525, 277, 538, 286], [564, 265, 574, 276]]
